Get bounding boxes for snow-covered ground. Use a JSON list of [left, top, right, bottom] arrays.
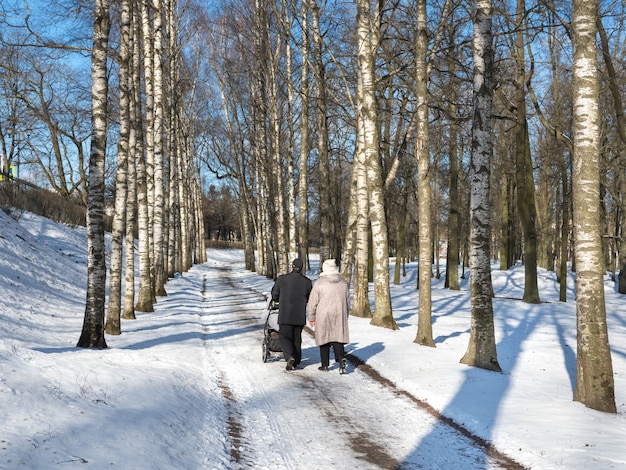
[[1, 210, 625, 469]]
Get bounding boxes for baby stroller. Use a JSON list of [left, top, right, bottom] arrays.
[[262, 300, 282, 362]]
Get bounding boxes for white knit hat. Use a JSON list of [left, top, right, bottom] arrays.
[[320, 259, 338, 276]]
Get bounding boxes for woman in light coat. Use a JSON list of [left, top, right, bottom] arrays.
[[308, 259, 350, 372]]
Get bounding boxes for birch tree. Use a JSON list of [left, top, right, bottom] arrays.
[[134, 0, 156, 312], [571, 0, 616, 413], [460, 0, 500, 371], [311, 0, 332, 265], [341, 161, 358, 286], [297, 0, 311, 264], [77, 0, 110, 349], [268, 4, 289, 274], [285, 12, 298, 261], [356, 0, 395, 329], [123, 0, 144, 321], [351, 114, 372, 318], [414, 0, 434, 346], [151, 0, 167, 298], [166, 0, 181, 278], [106, 0, 133, 335], [251, 0, 273, 278]]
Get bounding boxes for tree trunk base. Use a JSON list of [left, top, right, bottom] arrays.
[[460, 353, 502, 372], [105, 321, 121, 335], [414, 336, 436, 347], [76, 332, 107, 349], [135, 300, 154, 313], [370, 315, 398, 330]]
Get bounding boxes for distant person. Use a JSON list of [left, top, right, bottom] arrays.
[[271, 258, 312, 371], [308, 259, 350, 373]]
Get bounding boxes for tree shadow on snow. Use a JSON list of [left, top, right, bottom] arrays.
[[348, 341, 385, 364], [397, 300, 564, 469]]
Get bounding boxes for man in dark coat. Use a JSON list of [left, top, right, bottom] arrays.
[[271, 258, 312, 370]]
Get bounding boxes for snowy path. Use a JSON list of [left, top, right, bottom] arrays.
[[192, 262, 524, 469], [4, 215, 625, 469]]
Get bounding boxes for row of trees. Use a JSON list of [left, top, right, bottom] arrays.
[[201, 0, 620, 413], [81, 0, 208, 347], [1, 1, 207, 347], [1, 1, 620, 412]]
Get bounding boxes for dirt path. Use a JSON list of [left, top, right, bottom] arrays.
[[198, 263, 526, 470]]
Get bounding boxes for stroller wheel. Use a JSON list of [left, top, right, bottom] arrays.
[[262, 341, 269, 362]]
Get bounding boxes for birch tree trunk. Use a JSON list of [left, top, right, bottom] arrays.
[[135, 0, 155, 312], [123, 0, 143, 321], [242, 198, 256, 271], [297, 0, 310, 264], [196, 184, 206, 263], [311, 0, 332, 265], [356, 0, 395, 329], [460, 0, 500, 371], [176, 145, 188, 272], [341, 160, 358, 286], [255, 156, 267, 276], [166, 0, 179, 279], [135, 136, 154, 311], [123, 116, 137, 320], [571, 0, 616, 413], [179, 151, 193, 272], [414, 0, 434, 345], [351, 115, 371, 318], [393, 194, 408, 286], [151, 0, 167, 297], [268, 29, 289, 273], [77, 0, 110, 348], [168, 133, 181, 276], [284, 10, 298, 261], [141, 0, 156, 279], [251, 0, 269, 278], [105, 0, 132, 335]]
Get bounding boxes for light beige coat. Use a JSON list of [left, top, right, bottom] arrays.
[[308, 273, 350, 346]]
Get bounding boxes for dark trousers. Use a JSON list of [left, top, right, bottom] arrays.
[[279, 324, 303, 365], [320, 342, 345, 368]]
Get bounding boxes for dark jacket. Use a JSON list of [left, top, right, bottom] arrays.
[[271, 271, 312, 326]]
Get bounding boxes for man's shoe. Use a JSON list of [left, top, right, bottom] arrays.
[[340, 358, 347, 374], [286, 358, 295, 371], [318, 366, 328, 371]]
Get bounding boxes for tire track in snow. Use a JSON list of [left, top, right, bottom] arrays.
[[217, 371, 248, 466], [201, 271, 257, 468], [296, 373, 401, 468], [201, 266, 301, 469]]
